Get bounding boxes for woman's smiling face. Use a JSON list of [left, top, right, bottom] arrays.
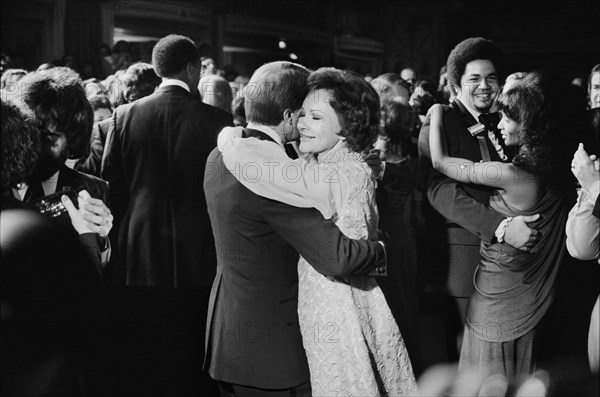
[[297, 89, 342, 155], [497, 110, 520, 146]]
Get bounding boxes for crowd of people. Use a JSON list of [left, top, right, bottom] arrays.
[[1, 33, 599, 397]]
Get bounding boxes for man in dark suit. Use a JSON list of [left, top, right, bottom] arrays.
[[101, 34, 233, 396], [417, 37, 540, 361], [9, 67, 113, 259], [204, 61, 388, 396]]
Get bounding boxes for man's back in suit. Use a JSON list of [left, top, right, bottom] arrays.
[[102, 84, 232, 287], [97, 34, 233, 397]]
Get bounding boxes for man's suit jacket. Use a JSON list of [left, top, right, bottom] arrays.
[[203, 129, 387, 389], [417, 100, 505, 297], [101, 85, 233, 287], [76, 117, 112, 177], [57, 164, 110, 204]]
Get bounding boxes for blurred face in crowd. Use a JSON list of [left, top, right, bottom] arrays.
[[94, 108, 112, 123], [456, 59, 499, 114], [371, 79, 410, 105], [201, 58, 216, 78], [497, 111, 519, 146], [590, 71, 600, 109], [33, 128, 69, 180], [298, 89, 342, 155]]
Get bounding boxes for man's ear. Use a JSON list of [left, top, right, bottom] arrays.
[[452, 84, 461, 97], [283, 109, 294, 124], [185, 62, 194, 75]]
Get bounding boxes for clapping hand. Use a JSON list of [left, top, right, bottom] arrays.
[[572, 143, 600, 192]]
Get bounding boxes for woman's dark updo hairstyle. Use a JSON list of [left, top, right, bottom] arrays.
[[499, 70, 586, 188], [306, 67, 380, 153], [381, 99, 415, 156]]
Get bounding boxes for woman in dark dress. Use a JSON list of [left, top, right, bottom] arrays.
[[375, 99, 426, 375]]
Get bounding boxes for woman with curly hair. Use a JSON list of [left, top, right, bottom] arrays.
[[1, 101, 39, 194], [428, 70, 584, 382], [218, 67, 417, 395]]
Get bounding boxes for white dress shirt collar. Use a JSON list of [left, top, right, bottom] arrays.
[[246, 122, 284, 147], [159, 79, 191, 93]]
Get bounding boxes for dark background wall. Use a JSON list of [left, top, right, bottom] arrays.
[[2, 0, 599, 82]]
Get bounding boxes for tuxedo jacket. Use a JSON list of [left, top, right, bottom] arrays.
[[417, 100, 506, 296], [56, 164, 110, 204], [204, 129, 387, 389], [101, 85, 233, 287]]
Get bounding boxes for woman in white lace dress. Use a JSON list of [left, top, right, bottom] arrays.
[[219, 68, 417, 396]]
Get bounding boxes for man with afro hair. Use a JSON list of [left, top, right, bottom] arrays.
[[416, 37, 540, 361]]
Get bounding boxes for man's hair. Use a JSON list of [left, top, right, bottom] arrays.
[[152, 34, 199, 78], [88, 94, 113, 113], [199, 74, 233, 113], [244, 61, 310, 126], [1, 99, 40, 191], [446, 37, 504, 89], [123, 62, 161, 102], [13, 67, 93, 159], [307, 67, 380, 153]]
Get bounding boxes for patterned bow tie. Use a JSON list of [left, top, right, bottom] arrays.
[[467, 112, 501, 136]]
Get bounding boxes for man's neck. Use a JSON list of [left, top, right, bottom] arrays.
[[457, 98, 484, 121], [246, 122, 286, 146]]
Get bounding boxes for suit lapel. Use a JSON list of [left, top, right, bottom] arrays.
[[451, 99, 478, 128], [56, 165, 82, 192]]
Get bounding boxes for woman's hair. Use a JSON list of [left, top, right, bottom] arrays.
[[498, 70, 586, 187], [13, 67, 93, 160], [1, 100, 40, 191], [0, 68, 27, 90], [380, 99, 415, 155], [307, 67, 380, 153]]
